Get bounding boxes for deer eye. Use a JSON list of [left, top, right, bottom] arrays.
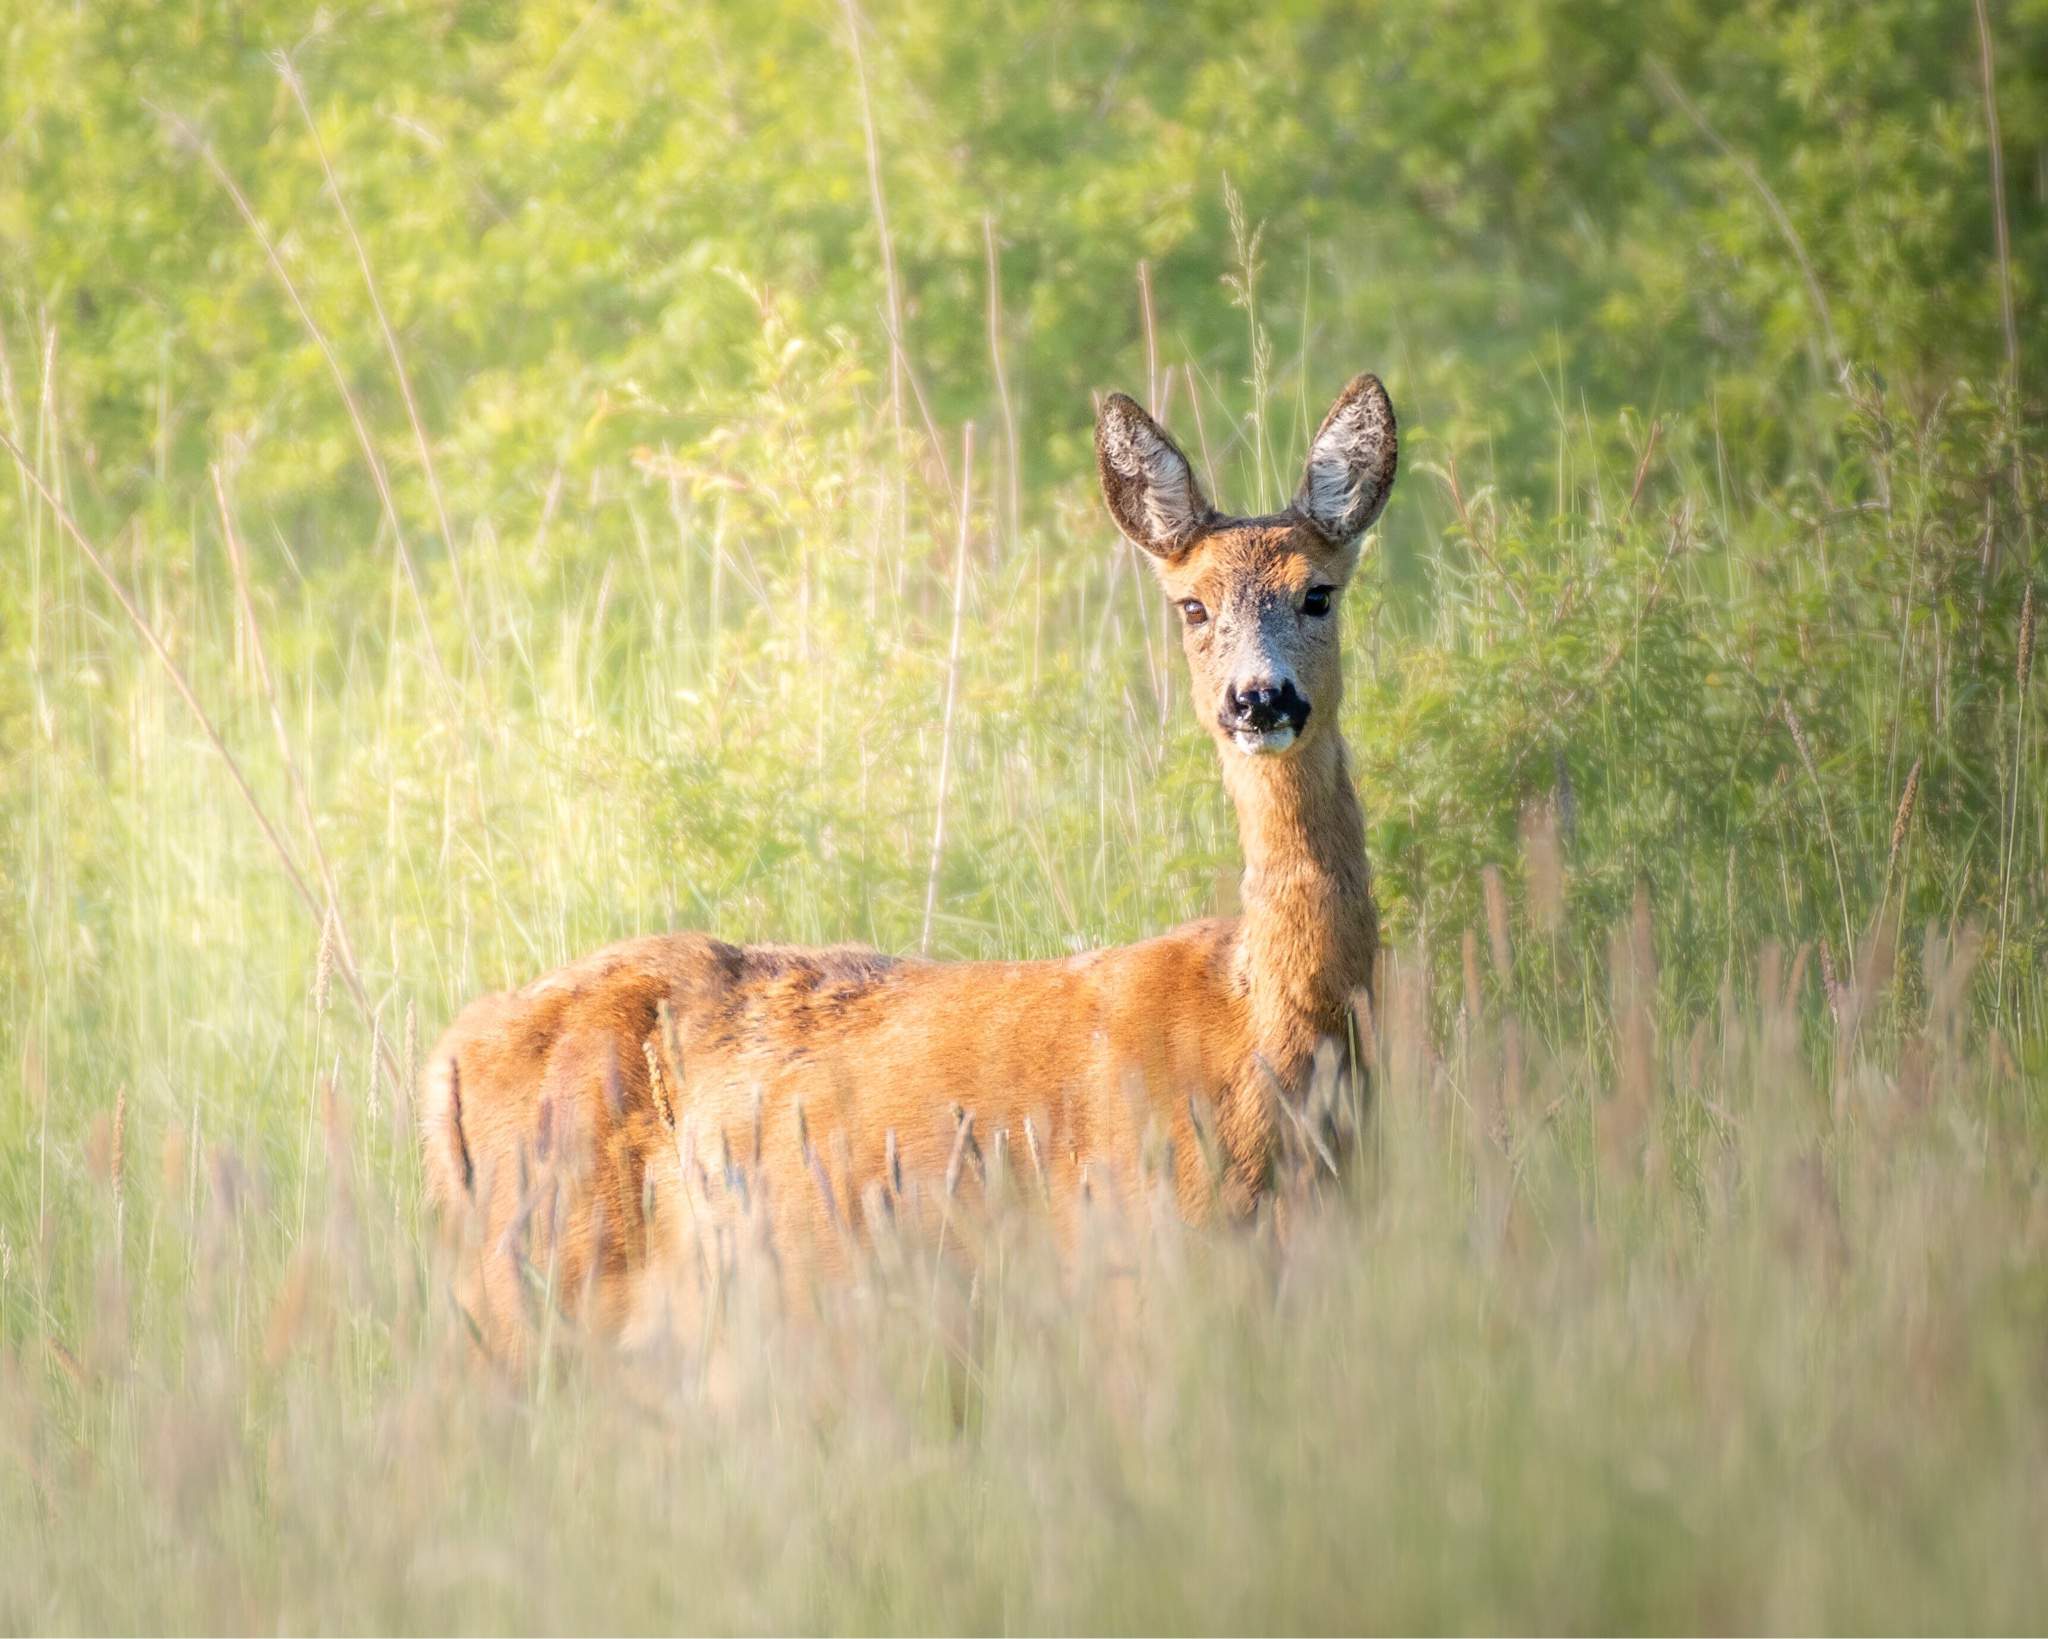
[[1302, 585, 1334, 618], [1178, 599, 1209, 628]]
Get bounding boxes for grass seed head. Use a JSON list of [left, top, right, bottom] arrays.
[[2020, 580, 2036, 693], [1780, 698, 1820, 784], [110, 1086, 127, 1209], [1886, 756, 1922, 885], [1482, 863, 1513, 982], [367, 1015, 384, 1121], [313, 907, 336, 1015], [1520, 800, 1565, 935]]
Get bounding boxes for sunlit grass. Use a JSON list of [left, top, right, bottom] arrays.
[[3, 224, 2043, 1631]]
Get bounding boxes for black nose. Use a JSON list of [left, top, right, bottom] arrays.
[[1224, 681, 1310, 734]]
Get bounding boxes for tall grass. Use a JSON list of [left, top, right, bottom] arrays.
[[2, 94, 2044, 1630]]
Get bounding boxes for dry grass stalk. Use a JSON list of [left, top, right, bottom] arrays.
[[1885, 756, 1922, 887], [1923, 921, 1985, 1063], [150, 107, 456, 698], [366, 1015, 384, 1124], [314, 908, 336, 1016], [983, 214, 1021, 551], [1854, 915, 1898, 1013], [1021, 1115, 1050, 1204], [1833, 917, 1899, 1123], [44, 1336, 87, 1390], [1431, 451, 1530, 618], [1631, 880, 1657, 985], [1389, 951, 1432, 1117], [0, 434, 377, 1033], [2020, 580, 2037, 692], [0, 381, 385, 1130], [109, 1087, 127, 1212], [444, 1061, 474, 1197], [1780, 696, 1817, 782], [1461, 929, 1484, 1032], [1604, 926, 1648, 1163], [1350, 987, 1379, 1075], [921, 424, 975, 953], [1623, 418, 1662, 519], [277, 55, 485, 678], [320, 1059, 349, 1163], [1603, 883, 1659, 1169], [1138, 258, 1161, 415], [209, 468, 401, 1102], [841, 0, 907, 502], [1817, 939, 1841, 1028], [987, 1127, 1011, 1206], [808, 1147, 848, 1240], [1756, 943, 1786, 1066], [1970, 0, 2022, 418], [944, 1106, 976, 1199], [1501, 1015, 1526, 1117], [1481, 864, 1513, 982], [642, 1040, 676, 1132], [1768, 942, 1815, 1079], [1996, 580, 2035, 1008], [1778, 698, 1855, 954], [1274, 1075, 1340, 1182]]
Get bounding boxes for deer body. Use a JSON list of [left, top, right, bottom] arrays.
[[424, 374, 1396, 1357]]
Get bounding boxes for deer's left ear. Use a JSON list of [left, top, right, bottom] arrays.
[[1294, 373, 1398, 546]]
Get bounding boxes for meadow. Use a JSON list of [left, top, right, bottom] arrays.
[[2, 1, 2045, 1630]]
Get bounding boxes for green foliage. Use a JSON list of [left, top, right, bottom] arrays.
[[5, 0, 2043, 534]]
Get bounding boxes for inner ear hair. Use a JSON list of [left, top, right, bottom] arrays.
[[1096, 392, 1212, 558], [1294, 372, 1397, 546]]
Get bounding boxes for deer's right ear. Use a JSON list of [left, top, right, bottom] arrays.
[[1095, 393, 1211, 559]]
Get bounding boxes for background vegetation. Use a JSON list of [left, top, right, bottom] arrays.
[[2, 0, 2043, 1629]]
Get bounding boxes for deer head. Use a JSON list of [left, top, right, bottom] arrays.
[[1096, 373, 1397, 758]]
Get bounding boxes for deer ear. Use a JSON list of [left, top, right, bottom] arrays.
[[1095, 392, 1212, 559], [1294, 373, 1397, 546]]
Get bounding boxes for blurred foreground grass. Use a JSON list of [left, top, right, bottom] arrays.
[[4, 1, 2046, 1630]]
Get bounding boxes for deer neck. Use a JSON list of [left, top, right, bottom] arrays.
[[1221, 726, 1376, 1082]]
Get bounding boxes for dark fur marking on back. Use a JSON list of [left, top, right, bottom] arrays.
[[683, 943, 906, 1058]]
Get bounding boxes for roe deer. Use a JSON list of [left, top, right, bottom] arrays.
[[424, 373, 1396, 1357]]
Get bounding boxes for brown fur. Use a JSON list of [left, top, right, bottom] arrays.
[[424, 374, 1397, 1359]]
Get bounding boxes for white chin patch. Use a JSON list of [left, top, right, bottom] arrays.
[[1232, 726, 1297, 756]]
